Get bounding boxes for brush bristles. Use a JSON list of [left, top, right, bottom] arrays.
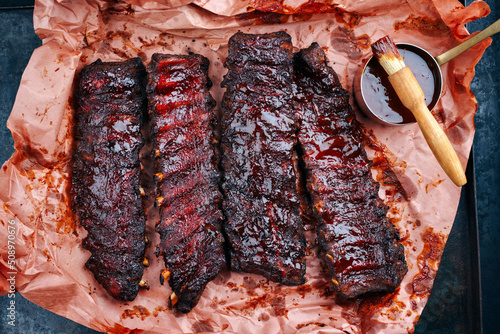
[[377, 54, 406, 75], [371, 36, 406, 75]]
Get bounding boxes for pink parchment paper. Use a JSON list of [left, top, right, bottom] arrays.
[[0, 0, 491, 333]]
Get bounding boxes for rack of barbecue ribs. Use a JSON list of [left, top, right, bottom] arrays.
[[220, 32, 307, 285], [71, 58, 147, 301], [147, 53, 225, 313], [293, 43, 408, 298]]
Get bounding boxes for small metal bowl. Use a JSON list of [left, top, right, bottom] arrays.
[[354, 43, 443, 126]]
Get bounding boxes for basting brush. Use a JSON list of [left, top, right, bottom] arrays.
[[371, 36, 467, 187]]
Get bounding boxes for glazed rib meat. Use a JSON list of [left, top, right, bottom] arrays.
[[147, 53, 225, 313], [221, 32, 306, 285], [293, 43, 407, 298], [71, 58, 147, 301]]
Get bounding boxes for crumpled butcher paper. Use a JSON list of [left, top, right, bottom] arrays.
[[0, 0, 491, 333]]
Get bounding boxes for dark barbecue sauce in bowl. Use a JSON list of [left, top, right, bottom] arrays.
[[357, 44, 442, 125]]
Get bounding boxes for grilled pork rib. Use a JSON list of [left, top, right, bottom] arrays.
[[72, 58, 147, 301], [293, 43, 407, 298], [147, 53, 225, 313], [221, 32, 307, 285]]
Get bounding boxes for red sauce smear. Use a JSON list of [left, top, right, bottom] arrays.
[[121, 305, 151, 321], [411, 227, 446, 296], [394, 13, 449, 35]]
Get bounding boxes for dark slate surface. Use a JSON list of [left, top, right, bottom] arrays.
[[0, 3, 498, 334], [468, 2, 500, 333], [0, 9, 38, 164]]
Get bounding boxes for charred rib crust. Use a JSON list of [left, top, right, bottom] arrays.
[[221, 32, 307, 285], [72, 58, 147, 301], [293, 43, 407, 298], [147, 53, 225, 313]]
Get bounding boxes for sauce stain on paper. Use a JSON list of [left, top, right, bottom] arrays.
[[236, 11, 287, 26], [432, 106, 447, 124], [251, 0, 350, 15], [339, 290, 401, 333], [17, 159, 77, 234], [192, 319, 214, 332], [425, 177, 446, 193], [331, 27, 370, 61], [221, 276, 290, 318], [296, 321, 326, 330], [152, 306, 167, 317], [42, 249, 53, 263], [242, 276, 259, 295], [445, 116, 470, 146], [102, 1, 135, 24], [295, 283, 312, 298], [101, 322, 144, 334], [411, 227, 446, 297], [122, 305, 151, 321], [362, 128, 414, 202], [394, 14, 448, 36], [334, 11, 362, 28]]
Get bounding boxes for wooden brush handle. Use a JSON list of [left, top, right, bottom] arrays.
[[435, 18, 500, 66], [389, 66, 467, 186]]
